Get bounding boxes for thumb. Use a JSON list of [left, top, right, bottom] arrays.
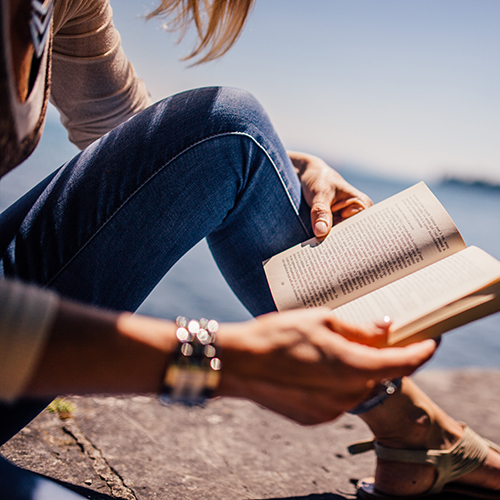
[[311, 195, 333, 238]]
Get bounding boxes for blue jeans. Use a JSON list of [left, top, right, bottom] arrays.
[[0, 87, 313, 497]]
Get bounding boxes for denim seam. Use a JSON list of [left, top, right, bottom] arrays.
[[45, 131, 309, 288]]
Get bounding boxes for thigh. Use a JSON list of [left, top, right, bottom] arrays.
[[1, 87, 312, 315]]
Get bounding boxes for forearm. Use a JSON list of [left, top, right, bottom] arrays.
[[22, 301, 436, 426], [24, 300, 177, 398]]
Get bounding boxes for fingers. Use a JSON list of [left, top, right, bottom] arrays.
[[222, 370, 369, 425], [291, 151, 373, 238], [325, 314, 391, 347], [283, 308, 435, 383], [310, 180, 372, 238], [240, 379, 346, 425], [330, 193, 372, 220], [311, 190, 368, 238], [352, 338, 438, 381], [373, 316, 392, 329], [322, 316, 436, 386]]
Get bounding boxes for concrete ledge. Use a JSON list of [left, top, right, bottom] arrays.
[[2, 369, 500, 499]]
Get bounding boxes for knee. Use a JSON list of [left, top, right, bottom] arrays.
[[132, 87, 281, 168], [157, 86, 279, 155], [210, 87, 274, 138], [156, 86, 272, 141]]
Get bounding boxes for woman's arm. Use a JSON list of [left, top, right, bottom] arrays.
[[23, 299, 436, 425], [24, 299, 177, 397]]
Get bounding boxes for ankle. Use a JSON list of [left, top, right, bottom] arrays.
[[360, 378, 463, 451], [370, 402, 435, 449]]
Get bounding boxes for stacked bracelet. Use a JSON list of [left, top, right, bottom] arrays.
[[159, 316, 222, 407]]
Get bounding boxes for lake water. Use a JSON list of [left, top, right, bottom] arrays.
[[2, 118, 499, 370]]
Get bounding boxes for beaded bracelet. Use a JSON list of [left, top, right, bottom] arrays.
[[159, 316, 222, 407]]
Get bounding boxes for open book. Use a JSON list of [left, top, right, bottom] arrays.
[[264, 182, 500, 347]]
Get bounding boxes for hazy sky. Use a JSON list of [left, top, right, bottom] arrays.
[[103, 1, 500, 182]]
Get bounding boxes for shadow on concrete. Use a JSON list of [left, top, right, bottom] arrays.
[[258, 491, 479, 500], [256, 494, 349, 500]]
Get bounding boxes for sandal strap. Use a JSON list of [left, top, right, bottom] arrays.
[[348, 440, 375, 455], [373, 425, 491, 494]]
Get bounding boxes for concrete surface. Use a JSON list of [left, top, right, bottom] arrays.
[[2, 369, 500, 499]]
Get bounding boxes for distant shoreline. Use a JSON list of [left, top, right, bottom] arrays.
[[439, 175, 500, 192]]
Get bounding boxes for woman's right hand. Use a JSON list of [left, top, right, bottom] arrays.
[[216, 308, 437, 425]]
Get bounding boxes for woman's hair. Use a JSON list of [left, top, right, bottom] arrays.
[[147, 0, 255, 64]]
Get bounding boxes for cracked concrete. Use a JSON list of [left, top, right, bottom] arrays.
[[63, 420, 137, 499], [1, 369, 500, 499]]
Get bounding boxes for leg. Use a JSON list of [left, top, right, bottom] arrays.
[[358, 376, 500, 495], [0, 87, 312, 444], [1, 87, 311, 314]]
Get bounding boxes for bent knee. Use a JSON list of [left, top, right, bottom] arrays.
[[207, 87, 274, 138], [150, 87, 274, 144]]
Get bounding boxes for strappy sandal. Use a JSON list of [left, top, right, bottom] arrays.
[[348, 424, 500, 499]]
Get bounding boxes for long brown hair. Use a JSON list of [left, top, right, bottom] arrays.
[[147, 0, 255, 64]]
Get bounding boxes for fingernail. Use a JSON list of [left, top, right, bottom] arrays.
[[374, 316, 392, 328], [315, 220, 328, 236]]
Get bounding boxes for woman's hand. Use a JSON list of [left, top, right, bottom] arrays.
[[288, 151, 372, 238], [216, 308, 436, 425]]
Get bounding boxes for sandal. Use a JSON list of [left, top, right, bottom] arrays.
[[348, 424, 500, 499]]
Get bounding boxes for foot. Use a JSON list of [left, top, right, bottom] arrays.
[[374, 441, 500, 496], [360, 378, 500, 496]]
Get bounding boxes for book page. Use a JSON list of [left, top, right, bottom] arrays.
[[389, 287, 500, 347], [264, 182, 466, 311], [331, 246, 500, 341]]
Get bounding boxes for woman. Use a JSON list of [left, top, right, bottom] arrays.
[[1, 0, 499, 498]]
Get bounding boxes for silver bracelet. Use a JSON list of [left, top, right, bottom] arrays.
[[159, 317, 222, 407]]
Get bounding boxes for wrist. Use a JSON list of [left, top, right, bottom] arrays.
[[116, 312, 178, 393], [211, 319, 263, 398], [287, 150, 315, 176]]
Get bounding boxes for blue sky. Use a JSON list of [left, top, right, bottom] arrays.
[[61, 0, 500, 182]]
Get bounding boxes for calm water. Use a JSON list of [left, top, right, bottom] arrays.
[[1, 118, 499, 370]]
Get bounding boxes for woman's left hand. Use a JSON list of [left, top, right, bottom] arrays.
[[288, 151, 373, 238]]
